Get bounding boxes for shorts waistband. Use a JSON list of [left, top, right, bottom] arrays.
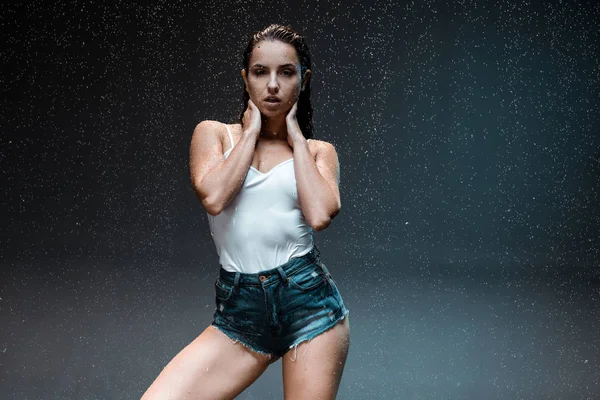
[[218, 245, 327, 289]]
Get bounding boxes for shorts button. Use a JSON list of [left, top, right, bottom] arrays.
[[259, 275, 267, 282]]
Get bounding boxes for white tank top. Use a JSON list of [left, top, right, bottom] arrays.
[[207, 124, 314, 273]]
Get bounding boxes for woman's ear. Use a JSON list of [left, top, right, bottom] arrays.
[[301, 69, 311, 91], [241, 69, 248, 91]]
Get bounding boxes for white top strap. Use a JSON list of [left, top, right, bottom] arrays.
[[224, 124, 235, 151]]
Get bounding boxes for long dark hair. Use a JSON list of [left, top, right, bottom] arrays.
[[239, 24, 314, 139]]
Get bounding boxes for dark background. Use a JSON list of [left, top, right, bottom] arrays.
[[2, 0, 599, 398]]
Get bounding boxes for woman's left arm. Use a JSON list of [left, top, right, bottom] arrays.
[[292, 138, 341, 231]]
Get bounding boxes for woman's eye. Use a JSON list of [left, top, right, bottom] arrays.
[[253, 69, 294, 76]]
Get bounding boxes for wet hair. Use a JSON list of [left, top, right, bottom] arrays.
[[239, 24, 314, 138]]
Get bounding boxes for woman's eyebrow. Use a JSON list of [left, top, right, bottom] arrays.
[[251, 63, 297, 69]]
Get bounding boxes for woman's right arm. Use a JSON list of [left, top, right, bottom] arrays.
[[190, 120, 258, 215]]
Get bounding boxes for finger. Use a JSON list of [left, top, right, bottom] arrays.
[[287, 101, 297, 119]]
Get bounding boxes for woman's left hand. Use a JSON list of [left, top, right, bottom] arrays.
[[286, 100, 305, 149]]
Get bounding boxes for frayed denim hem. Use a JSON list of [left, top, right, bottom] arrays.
[[210, 324, 277, 362], [286, 308, 350, 362]]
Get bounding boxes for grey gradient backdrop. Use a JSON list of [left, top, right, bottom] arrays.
[[2, 0, 599, 399]]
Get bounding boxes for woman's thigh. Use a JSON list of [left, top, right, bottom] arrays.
[[281, 316, 351, 400], [141, 325, 272, 400]]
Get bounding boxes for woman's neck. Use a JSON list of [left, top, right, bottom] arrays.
[[259, 115, 288, 141]]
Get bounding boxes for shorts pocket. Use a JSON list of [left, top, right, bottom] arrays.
[[324, 273, 345, 310], [287, 265, 327, 291], [215, 278, 234, 301]]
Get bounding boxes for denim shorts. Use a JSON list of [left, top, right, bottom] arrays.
[[211, 246, 349, 360]]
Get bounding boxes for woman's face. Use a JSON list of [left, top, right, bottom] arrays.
[[243, 40, 309, 117]]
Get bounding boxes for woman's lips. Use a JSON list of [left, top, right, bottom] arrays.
[[264, 99, 281, 107]]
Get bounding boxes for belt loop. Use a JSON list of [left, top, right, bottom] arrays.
[[314, 243, 321, 258], [234, 272, 240, 293], [277, 267, 288, 284]]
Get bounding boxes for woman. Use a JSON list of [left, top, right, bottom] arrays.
[[141, 24, 350, 400]]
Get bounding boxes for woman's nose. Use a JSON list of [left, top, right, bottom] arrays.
[[268, 74, 279, 91]]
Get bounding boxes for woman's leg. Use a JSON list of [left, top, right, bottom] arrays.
[[281, 316, 351, 400], [141, 325, 272, 400]]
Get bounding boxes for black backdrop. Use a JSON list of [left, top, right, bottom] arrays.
[[2, 1, 599, 398]]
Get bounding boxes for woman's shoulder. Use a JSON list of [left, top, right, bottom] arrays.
[[307, 138, 339, 162], [195, 120, 240, 130], [308, 138, 329, 145], [307, 138, 337, 154], [195, 120, 241, 146]]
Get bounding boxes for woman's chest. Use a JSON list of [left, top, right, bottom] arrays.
[[251, 144, 294, 175]]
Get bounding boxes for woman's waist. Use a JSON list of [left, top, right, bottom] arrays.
[[216, 240, 314, 274]]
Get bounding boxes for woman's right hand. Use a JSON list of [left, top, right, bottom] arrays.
[[242, 99, 261, 137]]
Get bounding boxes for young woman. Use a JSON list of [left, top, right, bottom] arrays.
[[141, 24, 350, 400]]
